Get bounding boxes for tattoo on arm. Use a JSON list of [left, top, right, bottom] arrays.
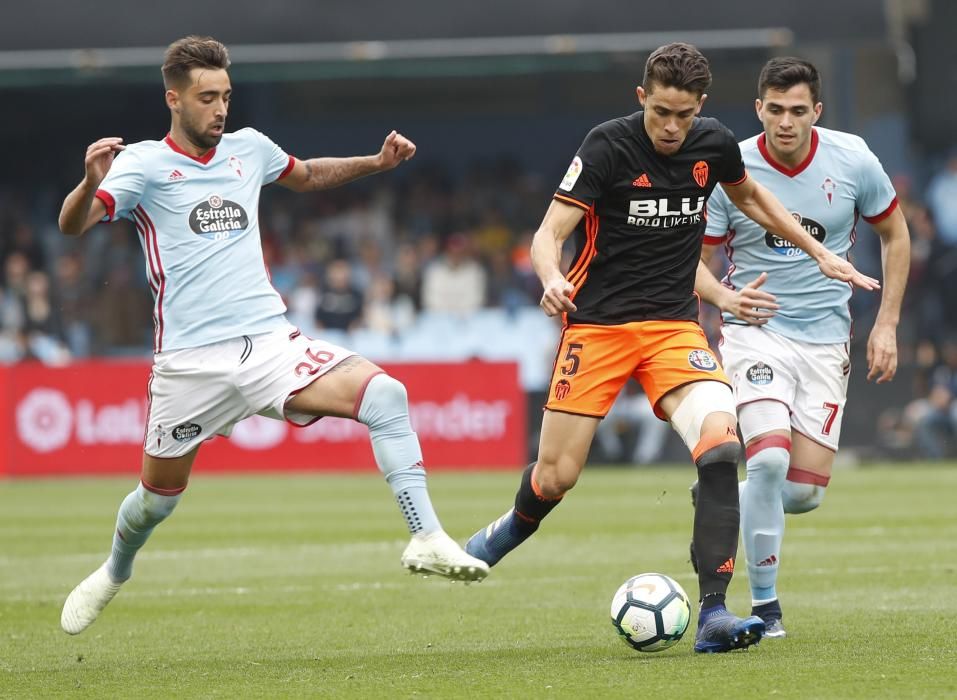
[[305, 160, 320, 189], [303, 156, 379, 191]]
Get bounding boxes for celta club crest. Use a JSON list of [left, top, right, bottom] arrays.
[[228, 155, 243, 178], [692, 160, 709, 188], [821, 177, 837, 205], [154, 424, 166, 448]]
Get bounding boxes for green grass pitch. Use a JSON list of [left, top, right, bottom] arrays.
[[1, 465, 954, 698]]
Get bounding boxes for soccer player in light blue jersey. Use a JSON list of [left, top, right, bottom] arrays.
[[694, 58, 910, 637], [57, 36, 488, 636]]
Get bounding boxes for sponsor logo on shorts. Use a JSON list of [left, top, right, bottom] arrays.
[[746, 362, 774, 385], [172, 422, 202, 442], [554, 379, 572, 400], [688, 350, 718, 371], [765, 212, 826, 256], [188, 195, 249, 240]]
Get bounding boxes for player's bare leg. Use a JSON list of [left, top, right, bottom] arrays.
[[286, 356, 488, 582], [61, 449, 198, 634], [465, 411, 599, 566]]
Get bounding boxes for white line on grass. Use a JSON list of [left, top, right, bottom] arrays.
[[0, 540, 407, 567]]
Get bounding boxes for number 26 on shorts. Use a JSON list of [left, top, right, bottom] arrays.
[[295, 348, 335, 377]]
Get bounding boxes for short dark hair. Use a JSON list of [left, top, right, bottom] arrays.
[[643, 42, 712, 97], [758, 57, 822, 104], [162, 36, 230, 88]]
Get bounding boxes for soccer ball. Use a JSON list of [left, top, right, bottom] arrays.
[[610, 572, 692, 652]]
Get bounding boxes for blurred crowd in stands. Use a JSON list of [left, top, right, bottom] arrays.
[[2, 152, 957, 459], [875, 153, 957, 460], [0, 160, 549, 363]]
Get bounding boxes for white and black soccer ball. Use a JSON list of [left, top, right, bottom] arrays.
[[610, 572, 692, 652]]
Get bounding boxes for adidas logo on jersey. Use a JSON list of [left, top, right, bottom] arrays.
[[632, 173, 652, 188], [168, 170, 186, 182]]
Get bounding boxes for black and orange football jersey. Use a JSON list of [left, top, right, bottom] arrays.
[[554, 112, 746, 325]]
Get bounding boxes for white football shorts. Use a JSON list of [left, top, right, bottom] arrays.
[[144, 325, 357, 458], [720, 324, 850, 451]]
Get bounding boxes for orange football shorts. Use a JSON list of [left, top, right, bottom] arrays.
[[544, 320, 729, 419]]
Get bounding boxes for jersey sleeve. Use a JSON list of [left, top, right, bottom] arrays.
[[250, 128, 296, 185], [553, 125, 616, 210], [95, 149, 145, 222], [717, 128, 747, 185], [703, 184, 733, 244], [857, 148, 898, 223]]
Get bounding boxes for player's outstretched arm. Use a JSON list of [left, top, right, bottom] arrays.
[[59, 137, 124, 236], [531, 199, 584, 317], [695, 244, 778, 325], [279, 130, 416, 192], [723, 176, 880, 290], [866, 205, 911, 383]]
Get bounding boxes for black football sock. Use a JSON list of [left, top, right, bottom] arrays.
[[692, 441, 741, 608], [513, 462, 563, 535]]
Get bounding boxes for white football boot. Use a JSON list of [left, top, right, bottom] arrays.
[[401, 530, 490, 582], [61, 563, 124, 634]]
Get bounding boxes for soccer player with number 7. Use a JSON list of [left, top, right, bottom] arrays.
[[693, 57, 910, 639]]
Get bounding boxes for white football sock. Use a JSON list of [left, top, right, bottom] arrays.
[[107, 481, 183, 582], [740, 444, 789, 604], [357, 373, 441, 535]]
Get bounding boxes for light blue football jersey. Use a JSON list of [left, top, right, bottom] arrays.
[[704, 127, 897, 343], [96, 128, 295, 352]]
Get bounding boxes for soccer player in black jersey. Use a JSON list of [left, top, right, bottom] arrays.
[[466, 43, 878, 653]]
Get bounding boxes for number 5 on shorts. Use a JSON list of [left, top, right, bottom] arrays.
[[561, 343, 583, 376]]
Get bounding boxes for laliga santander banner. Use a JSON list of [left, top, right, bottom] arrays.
[[0, 360, 525, 477]]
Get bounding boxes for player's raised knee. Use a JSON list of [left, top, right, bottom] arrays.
[[745, 435, 791, 480], [669, 381, 740, 464], [370, 373, 408, 407], [356, 373, 409, 423], [530, 457, 579, 499], [782, 480, 825, 513]]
